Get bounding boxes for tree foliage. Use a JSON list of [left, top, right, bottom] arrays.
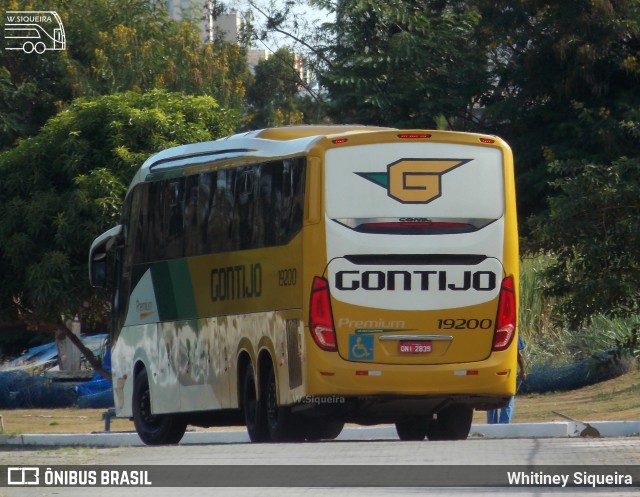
[[0, 0, 250, 149], [317, 0, 486, 128], [533, 156, 640, 328], [472, 0, 640, 221], [302, 0, 640, 325], [244, 47, 305, 128], [0, 90, 239, 330]]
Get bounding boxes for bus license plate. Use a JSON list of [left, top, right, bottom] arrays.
[[399, 341, 432, 354]]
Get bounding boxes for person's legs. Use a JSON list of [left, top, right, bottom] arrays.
[[499, 396, 515, 424], [486, 409, 499, 424]]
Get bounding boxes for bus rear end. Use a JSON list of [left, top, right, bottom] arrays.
[[304, 130, 519, 440]]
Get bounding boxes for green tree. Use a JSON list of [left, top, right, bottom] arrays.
[[317, 0, 486, 128], [244, 47, 306, 128], [0, 0, 250, 149], [0, 91, 238, 363], [531, 122, 640, 328], [472, 0, 640, 222], [481, 0, 640, 325]]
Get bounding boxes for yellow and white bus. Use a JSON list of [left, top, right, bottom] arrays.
[[89, 125, 519, 444]]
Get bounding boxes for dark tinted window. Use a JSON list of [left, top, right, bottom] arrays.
[[130, 157, 306, 263]]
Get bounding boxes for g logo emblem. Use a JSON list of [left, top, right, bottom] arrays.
[[357, 159, 472, 204], [388, 159, 470, 204]]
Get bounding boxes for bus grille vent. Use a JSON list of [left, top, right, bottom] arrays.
[[286, 319, 302, 389]]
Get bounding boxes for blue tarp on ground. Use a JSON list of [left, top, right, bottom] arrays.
[[0, 370, 79, 408], [520, 349, 634, 394], [0, 335, 114, 408], [75, 348, 114, 408]]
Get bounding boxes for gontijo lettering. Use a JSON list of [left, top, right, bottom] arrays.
[[210, 263, 262, 302], [335, 270, 497, 291]]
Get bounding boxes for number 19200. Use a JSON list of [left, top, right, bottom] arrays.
[[437, 318, 492, 330], [278, 268, 297, 286]]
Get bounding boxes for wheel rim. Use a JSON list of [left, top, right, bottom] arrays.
[[138, 384, 161, 430], [265, 370, 278, 428]]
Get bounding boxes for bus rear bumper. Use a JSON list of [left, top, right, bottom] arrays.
[[298, 349, 516, 419]]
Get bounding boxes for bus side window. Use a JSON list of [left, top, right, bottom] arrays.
[[207, 169, 234, 253], [234, 167, 259, 250], [148, 182, 165, 262], [259, 162, 276, 246], [289, 158, 305, 236], [197, 173, 212, 255], [132, 184, 149, 264], [184, 175, 200, 257], [165, 179, 185, 259]]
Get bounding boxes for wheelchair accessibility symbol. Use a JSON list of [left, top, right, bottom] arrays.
[[348, 334, 374, 361]]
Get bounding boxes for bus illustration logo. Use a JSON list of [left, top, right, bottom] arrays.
[[7, 467, 39, 485], [357, 159, 472, 204], [4, 11, 66, 54]]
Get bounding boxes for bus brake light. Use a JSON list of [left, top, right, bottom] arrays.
[[309, 276, 337, 351], [492, 276, 516, 351], [398, 133, 431, 139]]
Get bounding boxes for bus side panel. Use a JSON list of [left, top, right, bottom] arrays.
[[160, 319, 230, 412], [501, 143, 520, 322], [111, 323, 158, 418], [116, 234, 306, 415]]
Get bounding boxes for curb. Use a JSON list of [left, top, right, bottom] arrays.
[[0, 422, 639, 447]]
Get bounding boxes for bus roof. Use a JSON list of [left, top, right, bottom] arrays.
[[127, 125, 506, 194], [127, 125, 393, 193]]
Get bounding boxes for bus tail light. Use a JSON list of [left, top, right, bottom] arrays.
[[309, 276, 337, 351], [397, 133, 432, 139], [355, 221, 474, 235], [492, 276, 516, 351]]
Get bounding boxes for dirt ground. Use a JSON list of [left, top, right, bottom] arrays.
[[0, 369, 638, 435]]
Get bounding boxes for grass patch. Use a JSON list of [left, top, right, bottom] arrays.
[[519, 254, 639, 370]]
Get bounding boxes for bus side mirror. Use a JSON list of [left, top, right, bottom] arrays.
[[90, 254, 108, 288], [89, 225, 122, 288]]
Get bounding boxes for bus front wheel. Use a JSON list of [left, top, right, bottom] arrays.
[[243, 362, 270, 442], [132, 369, 186, 445]]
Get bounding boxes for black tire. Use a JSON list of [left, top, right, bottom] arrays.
[[243, 362, 270, 442], [132, 369, 186, 445], [426, 405, 473, 441], [395, 417, 428, 441], [264, 366, 303, 442], [302, 420, 344, 441]]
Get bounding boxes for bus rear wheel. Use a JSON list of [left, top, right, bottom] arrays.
[[395, 417, 428, 441], [243, 362, 270, 442], [302, 420, 344, 441], [264, 366, 302, 442], [426, 405, 473, 441], [132, 369, 186, 445]]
